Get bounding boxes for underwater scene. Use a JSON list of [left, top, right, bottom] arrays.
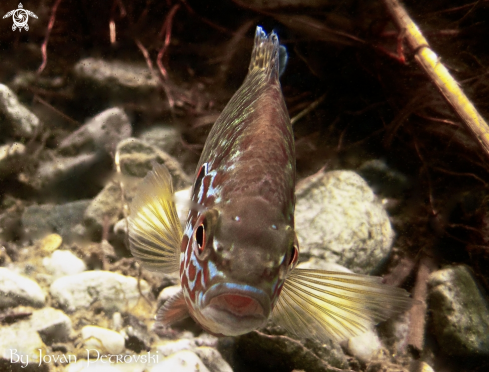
[[1, 0, 489, 371]]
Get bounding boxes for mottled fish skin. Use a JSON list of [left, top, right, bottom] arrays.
[[179, 26, 298, 336]]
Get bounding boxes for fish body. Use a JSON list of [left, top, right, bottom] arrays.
[[128, 26, 412, 342]]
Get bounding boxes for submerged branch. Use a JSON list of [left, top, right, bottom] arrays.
[[383, 0, 489, 158]]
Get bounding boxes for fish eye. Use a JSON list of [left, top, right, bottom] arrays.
[[195, 224, 205, 252]]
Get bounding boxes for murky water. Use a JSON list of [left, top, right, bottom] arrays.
[[1, 1, 489, 372]]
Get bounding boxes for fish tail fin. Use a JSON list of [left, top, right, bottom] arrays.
[[272, 269, 415, 343], [249, 26, 286, 79], [128, 163, 182, 273]]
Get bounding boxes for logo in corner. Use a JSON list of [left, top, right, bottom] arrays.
[[3, 3, 38, 32]]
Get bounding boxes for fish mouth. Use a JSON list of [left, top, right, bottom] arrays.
[[201, 283, 271, 336]]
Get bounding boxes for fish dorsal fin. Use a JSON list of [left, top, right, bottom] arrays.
[[155, 290, 189, 327], [128, 163, 182, 273], [279, 45, 288, 77], [249, 26, 281, 79], [272, 269, 413, 343]]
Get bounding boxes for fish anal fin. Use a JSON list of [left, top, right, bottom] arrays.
[[155, 290, 189, 328], [272, 269, 413, 343]]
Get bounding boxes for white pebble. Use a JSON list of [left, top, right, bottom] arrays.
[[82, 326, 125, 354]]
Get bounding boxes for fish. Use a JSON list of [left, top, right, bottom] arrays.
[[128, 26, 413, 342]]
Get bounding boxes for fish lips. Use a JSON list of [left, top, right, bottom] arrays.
[[201, 283, 271, 336]]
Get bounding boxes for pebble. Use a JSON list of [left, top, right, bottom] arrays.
[[116, 138, 191, 190], [59, 107, 132, 156], [194, 347, 233, 372], [0, 307, 72, 367], [357, 159, 410, 197], [22, 199, 91, 241], [83, 182, 122, 237], [346, 330, 382, 363], [38, 233, 63, 253], [50, 270, 150, 313], [0, 83, 40, 138], [294, 170, 394, 274], [235, 325, 348, 372], [0, 267, 46, 309], [175, 187, 192, 225], [0, 325, 46, 368], [157, 285, 182, 309], [74, 58, 158, 94], [155, 335, 218, 357], [150, 350, 210, 372], [35, 152, 99, 189], [82, 326, 125, 354], [139, 125, 182, 156], [0, 142, 26, 177], [29, 307, 73, 344], [43, 250, 87, 277], [428, 265, 489, 356]]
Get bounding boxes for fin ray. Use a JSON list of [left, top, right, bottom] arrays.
[[272, 269, 413, 342], [128, 163, 182, 272], [249, 26, 281, 79], [155, 290, 189, 327]]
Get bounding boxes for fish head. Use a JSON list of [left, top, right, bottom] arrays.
[[180, 196, 299, 336]]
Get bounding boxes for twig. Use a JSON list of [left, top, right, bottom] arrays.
[[290, 94, 326, 126], [33, 95, 80, 127], [157, 4, 180, 80], [37, 0, 63, 75], [383, 0, 489, 158], [407, 254, 436, 352]]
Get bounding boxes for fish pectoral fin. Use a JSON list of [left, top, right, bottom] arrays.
[[155, 289, 189, 327], [128, 163, 183, 273], [272, 268, 413, 343]]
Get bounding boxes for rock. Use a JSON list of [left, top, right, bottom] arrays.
[[194, 347, 233, 372], [150, 350, 210, 372], [139, 125, 181, 156], [296, 257, 353, 273], [377, 312, 410, 355], [0, 267, 46, 309], [428, 265, 489, 356], [68, 361, 148, 372], [50, 270, 150, 313], [295, 170, 394, 274], [175, 188, 192, 225], [157, 285, 181, 309], [83, 182, 122, 237], [36, 153, 99, 189], [73, 58, 162, 110], [85, 139, 191, 236], [38, 233, 63, 253], [22, 200, 91, 241], [43, 250, 87, 277], [0, 142, 26, 177], [116, 138, 191, 190], [123, 314, 152, 353], [0, 307, 71, 369], [346, 330, 382, 363], [0, 83, 40, 138], [357, 159, 410, 197], [0, 325, 46, 370], [82, 326, 125, 354], [235, 324, 348, 372], [29, 307, 73, 344], [155, 335, 219, 357], [59, 108, 132, 156]]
